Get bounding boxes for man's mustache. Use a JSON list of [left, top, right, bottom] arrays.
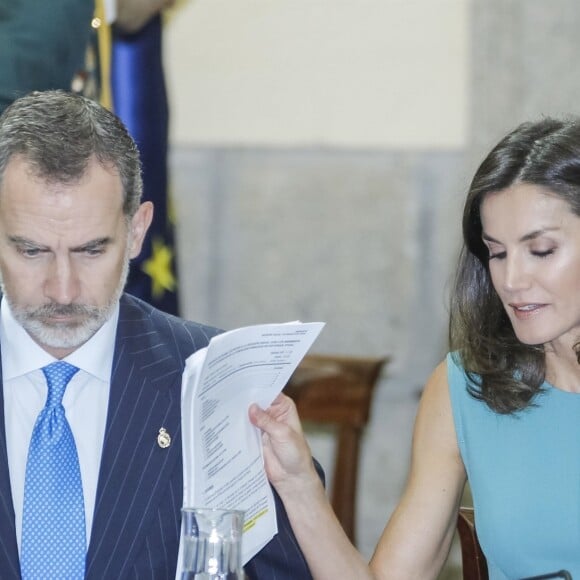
[[26, 303, 98, 318]]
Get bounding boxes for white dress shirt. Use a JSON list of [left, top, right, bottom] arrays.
[[1, 297, 118, 552]]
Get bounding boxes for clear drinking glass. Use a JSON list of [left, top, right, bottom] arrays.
[[180, 508, 245, 580]]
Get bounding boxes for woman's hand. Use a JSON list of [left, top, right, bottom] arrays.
[[251, 394, 375, 580], [249, 394, 321, 498]]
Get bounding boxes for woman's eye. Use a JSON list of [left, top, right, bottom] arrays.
[[488, 251, 506, 260], [532, 249, 554, 258]]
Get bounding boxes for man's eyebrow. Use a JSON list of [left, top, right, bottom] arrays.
[[482, 227, 561, 243], [70, 237, 112, 252], [7, 236, 113, 252], [7, 235, 48, 249]]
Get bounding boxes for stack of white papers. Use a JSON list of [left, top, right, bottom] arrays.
[[176, 321, 325, 576]]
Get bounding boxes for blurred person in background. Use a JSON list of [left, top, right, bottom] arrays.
[[0, 0, 93, 114]]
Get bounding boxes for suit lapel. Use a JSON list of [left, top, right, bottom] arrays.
[[0, 357, 22, 578], [85, 297, 184, 579]]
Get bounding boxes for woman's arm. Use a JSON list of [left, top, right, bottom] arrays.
[[249, 395, 373, 579], [371, 360, 466, 578], [249, 359, 466, 580]]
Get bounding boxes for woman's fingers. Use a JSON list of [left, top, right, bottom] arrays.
[[249, 393, 303, 434], [249, 395, 317, 488]]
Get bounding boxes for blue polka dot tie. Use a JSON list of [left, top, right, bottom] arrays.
[[21, 361, 86, 579]]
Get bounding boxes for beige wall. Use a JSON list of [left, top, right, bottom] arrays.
[[165, 0, 468, 148]]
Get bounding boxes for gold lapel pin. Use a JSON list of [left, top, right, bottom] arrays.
[[157, 427, 171, 449]]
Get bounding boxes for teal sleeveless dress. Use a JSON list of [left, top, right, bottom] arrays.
[[448, 352, 580, 579]]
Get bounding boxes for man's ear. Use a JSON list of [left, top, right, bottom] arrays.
[[128, 201, 154, 258]]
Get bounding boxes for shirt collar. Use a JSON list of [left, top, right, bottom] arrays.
[[0, 297, 118, 382]]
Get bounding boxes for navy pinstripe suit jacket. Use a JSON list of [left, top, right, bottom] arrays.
[[0, 294, 315, 579]]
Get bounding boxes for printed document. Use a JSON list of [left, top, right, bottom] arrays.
[[176, 321, 325, 575]]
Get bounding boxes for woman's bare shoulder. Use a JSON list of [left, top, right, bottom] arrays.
[[419, 357, 451, 414]]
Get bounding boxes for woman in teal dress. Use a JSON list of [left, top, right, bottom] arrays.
[[250, 117, 580, 579]]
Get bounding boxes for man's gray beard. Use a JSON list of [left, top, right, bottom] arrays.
[[3, 255, 129, 351]]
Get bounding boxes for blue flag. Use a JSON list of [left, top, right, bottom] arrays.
[[111, 15, 179, 315]]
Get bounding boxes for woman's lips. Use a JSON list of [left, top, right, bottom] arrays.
[[509, 303, 547, 319]]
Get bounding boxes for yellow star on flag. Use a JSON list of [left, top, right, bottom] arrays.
[[142, 236, 176, 299]]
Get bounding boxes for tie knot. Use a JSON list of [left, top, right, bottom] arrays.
[[42, 361, 79, 408]]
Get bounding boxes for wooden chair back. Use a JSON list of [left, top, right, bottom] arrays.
[[284, 353, 389, 545], [457, 506, 488, 580]]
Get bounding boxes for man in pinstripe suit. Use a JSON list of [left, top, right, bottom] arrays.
[[0, 90, 316, 579]]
